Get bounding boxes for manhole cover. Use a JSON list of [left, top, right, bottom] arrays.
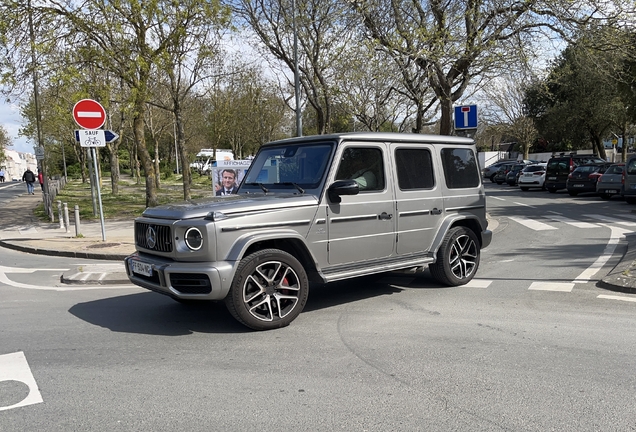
[[86, 242, 121, 249]]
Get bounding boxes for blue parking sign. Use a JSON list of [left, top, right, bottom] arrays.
[[454, 105, 478, 130]]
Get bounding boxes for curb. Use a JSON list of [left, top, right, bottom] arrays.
[[598, 234, 636, 294], [0, 239, 128, 261]]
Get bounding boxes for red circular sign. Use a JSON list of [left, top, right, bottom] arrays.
[[72, 99, 106, 129]]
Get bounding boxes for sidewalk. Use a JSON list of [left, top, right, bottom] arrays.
[[0, 187, 133, 284], [1, 188, 636, 293]]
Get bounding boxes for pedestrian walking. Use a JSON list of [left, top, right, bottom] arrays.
[[22, 167, 36, 195], [0, 167, 5, 183]]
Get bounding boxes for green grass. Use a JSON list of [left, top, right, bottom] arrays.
[[34, 172, 213, 222]]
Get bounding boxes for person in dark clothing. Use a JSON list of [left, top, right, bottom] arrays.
[[22, 167, 36, 195]]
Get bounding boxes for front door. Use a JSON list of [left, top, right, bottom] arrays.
[[326, 144, 395, 265]]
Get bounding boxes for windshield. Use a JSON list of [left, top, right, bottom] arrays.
[[240, 142, 334, 194]]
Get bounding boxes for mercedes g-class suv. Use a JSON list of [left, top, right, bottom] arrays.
[[125, 133, 492, 330]]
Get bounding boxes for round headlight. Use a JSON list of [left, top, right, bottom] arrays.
[[184, 227, 203, 251]]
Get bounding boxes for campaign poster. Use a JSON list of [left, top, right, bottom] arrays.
[[212, 160, 252, 196]]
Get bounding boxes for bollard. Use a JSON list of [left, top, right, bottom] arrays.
[[57, 201, 63, 229], [63, 203, 70, 233], [74, 205, 81, 237]]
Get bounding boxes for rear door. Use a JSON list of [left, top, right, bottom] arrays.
[[389, 143, 444, 255]]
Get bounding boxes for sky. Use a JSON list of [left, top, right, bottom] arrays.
[[1, 99, 32, 154]]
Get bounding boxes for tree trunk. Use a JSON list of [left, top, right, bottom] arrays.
[[154, 139, 161, 190], [132, 108, 157, 207], [439, 98, 453, 136], [175, 108, 191, 200]]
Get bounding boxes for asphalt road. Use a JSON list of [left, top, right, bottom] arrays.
[[1, 183, 636, 431]]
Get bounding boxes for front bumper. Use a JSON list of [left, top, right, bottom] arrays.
[[125, 252, 237, 300]]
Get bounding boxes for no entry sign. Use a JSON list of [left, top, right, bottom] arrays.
[[72, 99, 106, 129]]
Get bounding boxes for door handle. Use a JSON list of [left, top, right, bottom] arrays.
[[431, 208, 442, 215], [378, 212, 393, 220]]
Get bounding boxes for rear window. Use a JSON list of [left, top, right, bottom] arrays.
[[547, 158, 568, 170], [573, 165, 601, 174], [524, 165, 546, 173], [605, 165, 624, 175], [441, 148, 480, 189]]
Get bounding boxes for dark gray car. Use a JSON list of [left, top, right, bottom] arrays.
[[596, 163, 624, 200]]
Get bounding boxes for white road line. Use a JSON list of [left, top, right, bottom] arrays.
[[543, 214, 598, 229], [0, 352, 43, 412], [508, 216, 558, 231], [572, 225, 628, 283], [490, 196, 506, 201], [512, 201, 535, 208], [597, 294, 636, 303], [464, 279, 492, 288], [529, 282, 574, 292], [584, 214, 636, 227]]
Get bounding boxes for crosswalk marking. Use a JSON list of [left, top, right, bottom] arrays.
[[464, 279, 492, 288], [508, 216, 558, 231], [543, 214, 598, 229], [584, 214, 636, 227], [528, 282, 574, 292], [598, 294, 636, 303]]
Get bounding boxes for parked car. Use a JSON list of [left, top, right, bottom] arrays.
[[596, 163, 625, 200], [623, 156, 636, 204], [483, 160, 518, 182], [565, 162, 613, 196], [518, 163, 547, 191], [505, 163, 528, 186], [124, 132, 492, 330], [493, 162, 518, 184], [545, 154, 606, 193]]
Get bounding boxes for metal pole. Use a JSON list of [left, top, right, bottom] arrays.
[[86, 148, 97, 215], [292, 0, 302, 137], [91, 147, 107, 241], [63, 203, 69, 233], [57, 200, 63, 229], [74, 205, 81, 237]]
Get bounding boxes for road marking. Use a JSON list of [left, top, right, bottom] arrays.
[[598, 294, 636, 303], [0, 265, 134, 291], [508, 216, 558, 231], [573, 226, 628, 283], [0, 352, 43, 412], [464, 279, 492, 288], [490, 196, 506, 201], [512, 201, 534, 208], [584, 214, 636, 227], [529, 282, 574, 292], [543, 214, 598, 229]]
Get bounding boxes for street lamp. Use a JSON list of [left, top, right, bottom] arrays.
[[292, 0, 302, 137]]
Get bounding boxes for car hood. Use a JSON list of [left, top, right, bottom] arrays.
[[142, 193, 319, 220]]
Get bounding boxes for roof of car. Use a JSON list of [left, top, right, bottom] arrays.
[[263, 132, 475, 147]]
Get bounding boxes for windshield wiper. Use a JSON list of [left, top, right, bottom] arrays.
[[246, 182, 269, 193], [276, 182, 305, 194]]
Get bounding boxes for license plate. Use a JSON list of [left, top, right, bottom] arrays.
[[548, 176, 556, 180], [524, 173, 532, 177], [606, 190, 617, 194], [573, 184, 584, 187], [131, 260, 152, 277]]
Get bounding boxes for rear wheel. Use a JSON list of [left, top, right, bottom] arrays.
[[224, 249, 309, 331], [548, 188, 556, 193], [599, 193, 611, 200], [626, 197, 636, 204], [568, 190, 578, 196], [520, 187, 529, 191], [489, 174, 496, 183], [430, 227, 480, 286]]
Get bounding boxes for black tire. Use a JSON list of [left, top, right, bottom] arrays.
[[430, 227, 480, 286], [496, 181, 503, 185], [489, 174, 496, 183], [520, 187, 529, 191], [224, 249, 309, 330], [599, 193, 611, 200], [568, 190, 578, 196], [626, 197, 636, 205], [548, 188, 556, 193]]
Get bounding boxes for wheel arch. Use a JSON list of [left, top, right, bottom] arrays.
[[226, 232, 321, 282], [431, 216, 484, 256]]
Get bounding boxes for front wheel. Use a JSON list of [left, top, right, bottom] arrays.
[[224, 249, 309, 331], [430, 227, 480, 286]]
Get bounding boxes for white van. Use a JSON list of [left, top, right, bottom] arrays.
[[190, 149, 233, 174]]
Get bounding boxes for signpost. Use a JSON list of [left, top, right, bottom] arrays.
[[74, 129, 119, 143], [72, 98, 108, 241], [454, 104, 478, 130]]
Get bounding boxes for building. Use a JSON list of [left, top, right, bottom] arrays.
[[1, 150, 37, 181]]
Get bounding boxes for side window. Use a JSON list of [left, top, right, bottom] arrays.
[[395, 148, 434, 190], [440, 148, 480, 189], [335, 147, 385, 191], [627, 159, 636, 175]]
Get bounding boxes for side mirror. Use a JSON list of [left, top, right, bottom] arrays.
[[327, 180, 359, 203]]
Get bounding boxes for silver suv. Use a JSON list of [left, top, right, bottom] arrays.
[[125, 133, 492, 330]]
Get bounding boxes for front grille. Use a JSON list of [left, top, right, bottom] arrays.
[[135, 222, 173, 252], [170, 273, 212, 294]]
